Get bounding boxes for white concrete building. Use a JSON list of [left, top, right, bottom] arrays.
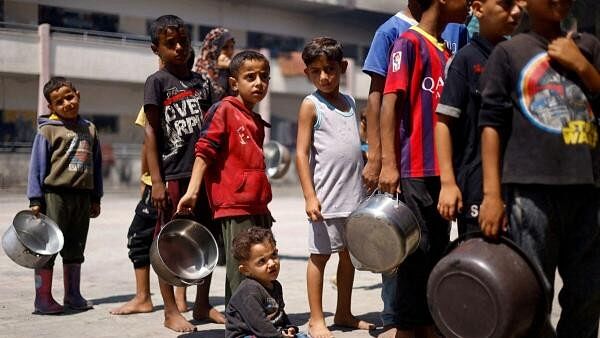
[[0, 0, 402, 186], [0, 0, 402, 145]]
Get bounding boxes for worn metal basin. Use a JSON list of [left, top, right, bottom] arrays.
[[150, 218, 218, 287], [2, 210, 64, 269]]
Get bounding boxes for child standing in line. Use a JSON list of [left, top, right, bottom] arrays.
[[478, 0, 600, 336], [195, 29, 235, 266], [435, 0, 522, 235], [361, 4, 468, 336], [177, 50, 274, 306], [27, 77, 103, 314], [362, 0, 468, 192], [111, 50, 198, 317], [378, 0, 468, 336], [225, 227, 308, 338], [296, 37, 375, 338], [144, 15, 224, 332], [109, 106, 157, 315]]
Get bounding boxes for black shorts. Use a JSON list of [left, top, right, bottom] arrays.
[[457, 202, 481, 236], [395, 177, 450, 329], [127, 185, 158, 268]]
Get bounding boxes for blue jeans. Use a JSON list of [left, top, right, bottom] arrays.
[[505, 184, 600, 338]]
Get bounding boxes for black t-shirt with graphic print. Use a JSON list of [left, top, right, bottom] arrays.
[[479, 32, 600, 185], [144, 69, 213, 180]]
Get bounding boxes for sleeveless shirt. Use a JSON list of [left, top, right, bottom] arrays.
[[306, 92, 365, 218]]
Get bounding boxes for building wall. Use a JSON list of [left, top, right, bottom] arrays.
[[7, 0, 391, 47], [3, 0, 37, 24], [0, 0, 385, 187]]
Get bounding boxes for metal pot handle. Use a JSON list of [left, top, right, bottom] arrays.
[[177, 278, 205, 286], [364, 189, 401, 202], [378, 190, 403, 206], [172, 210, 195, 221]]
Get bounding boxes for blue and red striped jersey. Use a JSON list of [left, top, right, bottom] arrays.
[[384, 26, 451, 178]]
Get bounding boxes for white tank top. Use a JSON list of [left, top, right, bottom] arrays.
[[306, 91, 365, 218]]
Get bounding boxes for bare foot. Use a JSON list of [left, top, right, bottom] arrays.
[[333, 313, 375, 330], [109, 296, 153, 315], [378, 325, 398, 338], [164, 312, 196, 332], [192, 306, 226, 324], [309, 319, 334, 338]]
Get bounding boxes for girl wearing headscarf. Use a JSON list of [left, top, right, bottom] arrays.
[[195, 27, 235, 101]]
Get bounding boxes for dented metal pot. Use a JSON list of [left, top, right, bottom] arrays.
[[345, 192, 420, 273], [2, 210, 64, 269]]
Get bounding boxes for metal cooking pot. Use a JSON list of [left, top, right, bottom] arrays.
[[2, 210, 64, 269], [150, 218, 218, 287], [427, 233, 552, 338], [345, 192, 420, 273], [263, 140, 291, 179]]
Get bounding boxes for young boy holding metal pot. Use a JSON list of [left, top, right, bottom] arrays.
[[295, 37, 375, 338], [478, 0, 600, 335], [143, 15, 223, 332], [378, 0, 469, 336], [27, 76, 103, 315], [177, 50, 275, 307]]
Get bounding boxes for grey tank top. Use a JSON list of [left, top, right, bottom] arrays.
[[306, 91, 365, 218]]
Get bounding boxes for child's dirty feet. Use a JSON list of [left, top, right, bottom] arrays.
[[308, 319, 334, 338], [109, 296, 153, 315], [164, 312, 196, 332], [192, 305, 225, 324]]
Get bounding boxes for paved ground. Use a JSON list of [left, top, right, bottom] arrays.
[[0, 186, 580, 338]]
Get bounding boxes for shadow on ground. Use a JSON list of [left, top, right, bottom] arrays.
[[91, 293, 141, 305], [355, 282, 383, 291], [279, 254, 309, 261]]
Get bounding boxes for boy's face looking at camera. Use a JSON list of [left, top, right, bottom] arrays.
[[230, 59, 270, 109], [304, 56, 347, 95], [152, 26, 191, 68], [239, 240, 280, 288], [47, 85, 80, 120]]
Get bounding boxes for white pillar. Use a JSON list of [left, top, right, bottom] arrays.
[[259, 48, 271, 142], [37, 23, 51, 117]]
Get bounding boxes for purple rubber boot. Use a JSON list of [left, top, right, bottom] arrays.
[[34, 268, 64, 315], [63, 264, 93, 311]]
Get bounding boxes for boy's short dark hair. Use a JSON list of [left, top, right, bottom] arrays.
[[301, 37, 344, 66], [43, 77, 76, 103], [150, 15, 187, 46], [229, 50, 270, 78], [232, 227, 276, 262], [414, 0, 434, 11]]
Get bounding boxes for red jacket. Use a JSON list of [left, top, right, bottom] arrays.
[[195, 96, 272, 219]]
